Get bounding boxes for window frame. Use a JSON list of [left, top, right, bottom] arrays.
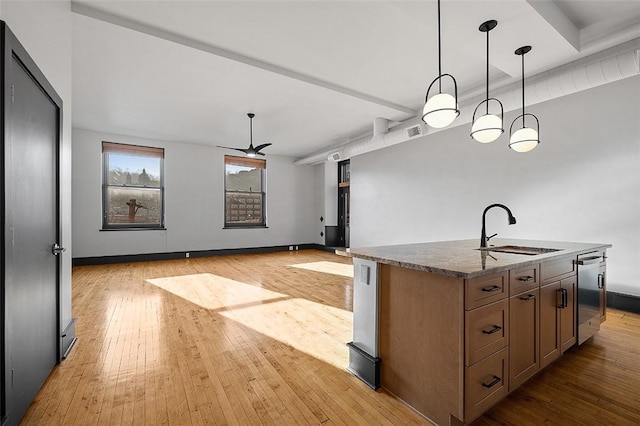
[[223, 155, 267, 229], [102, 141, 165, 230]]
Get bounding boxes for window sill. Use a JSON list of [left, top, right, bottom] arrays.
[[223, 226, 268, 230], [101, 227, 167, 232]]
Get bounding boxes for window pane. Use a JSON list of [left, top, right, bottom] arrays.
[[106, 187, 162, 225], [225, 164, 262, 192], [225, 192, 264, 225], [108, 153, 161, 187]]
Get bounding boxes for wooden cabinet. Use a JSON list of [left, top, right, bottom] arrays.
[[539, 281, 561, 367], [509, 288, 539, 390], [464, 347, 509, 421], [559, 276, 577, 352], [465, 271, 508, 310], [377, 253, 588, 425], [539, 276, 576, 368], [465, 299, 509, 366]]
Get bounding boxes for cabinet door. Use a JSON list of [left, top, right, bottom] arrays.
[[539, 282, 560, 369], [560, 276, 577, 352], [509, 289, 539, 390]]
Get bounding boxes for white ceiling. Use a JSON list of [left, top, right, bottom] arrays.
[[71, 0, 640, 159]]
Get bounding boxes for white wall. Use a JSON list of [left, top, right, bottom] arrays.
[[72, 128, 316, 258], [1, 1, 73, 330], [350, 75, 640, 297]]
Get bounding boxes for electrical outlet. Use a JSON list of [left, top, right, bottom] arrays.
[[185, 252, 190, 258], [360, 265, 370, 285]]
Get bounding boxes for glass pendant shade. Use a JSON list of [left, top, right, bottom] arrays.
[[423, 92, 458, 128], [471, 113, 503, 143], [509, 45, 539, 153], [471, 20, 503, 143], [421, 0, 459, 129], [509, 126, 539, 152]]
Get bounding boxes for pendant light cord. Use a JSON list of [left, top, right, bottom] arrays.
[[485, 28, 489, 114], [521, 53, 525, 127], [437, 0, 442, 93]]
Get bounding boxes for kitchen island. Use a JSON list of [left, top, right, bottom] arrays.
[[341, 238, 611, 425]]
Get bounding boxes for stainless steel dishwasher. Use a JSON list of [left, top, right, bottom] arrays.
[[576, 252, 604, 344]]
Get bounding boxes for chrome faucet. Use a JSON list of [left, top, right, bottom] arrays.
[[480, 203, 517, 248]]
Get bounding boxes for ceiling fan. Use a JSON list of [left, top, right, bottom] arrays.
[[217, 113, 272, 157]]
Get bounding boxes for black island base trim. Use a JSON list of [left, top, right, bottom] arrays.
[[346, 342, 381, 390]]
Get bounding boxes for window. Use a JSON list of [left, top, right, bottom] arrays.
[[102, 142, 164, 229], [224, 155, 266, 228]]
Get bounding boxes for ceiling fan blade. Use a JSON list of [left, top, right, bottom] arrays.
[[217, 145, 249, 154], [256, 152, 266, 156], [254, 143, 272, 152]]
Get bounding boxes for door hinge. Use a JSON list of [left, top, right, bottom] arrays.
[[11, 84, 15, 103], [11, 369, 15, 387]]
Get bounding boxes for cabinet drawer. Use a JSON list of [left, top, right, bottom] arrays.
[[510, 265, 539, 296], [465, 347, 509, 422], [465, 271, 508, 310], [541, 256, 576, 283], [466, 299, 509, 366]]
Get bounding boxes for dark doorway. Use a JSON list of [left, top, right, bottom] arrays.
[[2, 22, 63, 425], [338, 160, 350, 248]]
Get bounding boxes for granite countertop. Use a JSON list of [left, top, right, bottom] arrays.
[[339, 238, 611, 279]]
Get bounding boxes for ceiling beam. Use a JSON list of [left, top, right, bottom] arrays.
[[70, 2, 416, 116], [525, 0, 580, 51]]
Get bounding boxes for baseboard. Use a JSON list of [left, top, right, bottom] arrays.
[[346, 342, 381, 390], [61, 318, 77, 359], [607, 291, 640, 314], [72, 243, 334, 266]]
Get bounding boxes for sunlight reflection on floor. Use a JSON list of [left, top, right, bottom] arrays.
[[288, 261, 354, 278], [219, 298, 352, 369], [146, 272, 352, 368], [146, 273, 285, 310]]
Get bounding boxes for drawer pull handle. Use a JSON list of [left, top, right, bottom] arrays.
[[520, 294, 536, 301], [482, 325, 502, 335], [517, 276, 534, 282], [481, 285, 501, 293], [482, 375, 501, 388]]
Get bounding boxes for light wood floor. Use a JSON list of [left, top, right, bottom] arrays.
[[21, 250, 640, 425]]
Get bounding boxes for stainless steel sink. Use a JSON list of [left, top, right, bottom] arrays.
[[477, 245, 561, 256]]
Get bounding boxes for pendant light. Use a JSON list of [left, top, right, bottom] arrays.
[[471, 20, 503, 143], [422, 0, 459, 129], [509, 46, 539, 152]]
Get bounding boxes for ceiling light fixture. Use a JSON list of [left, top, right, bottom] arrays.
[[422, 0, 459, 129], [471, 20, 503, 143], [509, 46, 539, 153], [217, 113, 272, 157]]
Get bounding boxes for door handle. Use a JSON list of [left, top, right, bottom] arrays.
[[557, 288, 568, 308], [52, 243, 66, 256], [598, 273, 605, 289]]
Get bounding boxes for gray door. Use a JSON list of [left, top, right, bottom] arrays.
[[3, 28, 61, 424]]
